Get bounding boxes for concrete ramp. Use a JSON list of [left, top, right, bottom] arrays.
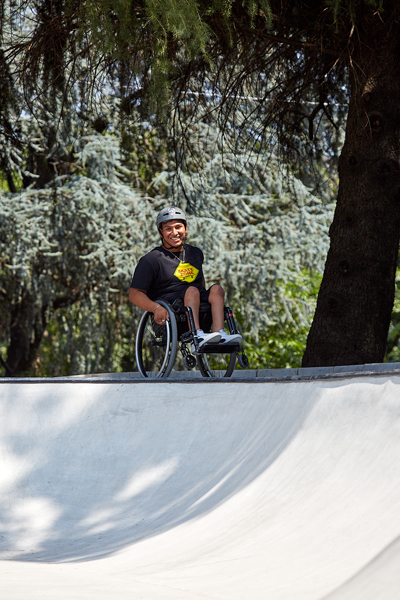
[[1, 376, 400, 599]]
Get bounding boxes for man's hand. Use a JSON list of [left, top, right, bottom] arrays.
[[153, 305, 169, 325], [129, 289, 169, 324]]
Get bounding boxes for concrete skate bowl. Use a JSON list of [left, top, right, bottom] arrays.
[[1, 375, 400, 599]]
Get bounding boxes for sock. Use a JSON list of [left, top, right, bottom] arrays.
[[197, 329, 204, 335], [219, 329, 226, 335]]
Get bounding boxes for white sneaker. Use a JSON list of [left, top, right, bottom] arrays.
[[192, 331, 221, 352], [219, 331, 242, 344]]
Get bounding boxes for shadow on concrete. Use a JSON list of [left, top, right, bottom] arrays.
[[0, 380, 330, 562]]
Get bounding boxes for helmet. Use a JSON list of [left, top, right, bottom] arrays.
[[156, 206, 187, 230]]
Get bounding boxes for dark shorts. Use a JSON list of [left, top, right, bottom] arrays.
[[155, 286, 214, 332], [156, 286, 211, 308]]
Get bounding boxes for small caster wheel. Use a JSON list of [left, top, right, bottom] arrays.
[[183, 354, 197, 369], [238, 353, 249, 368]]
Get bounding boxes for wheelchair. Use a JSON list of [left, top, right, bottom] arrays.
[[135, 299, 249, 378]]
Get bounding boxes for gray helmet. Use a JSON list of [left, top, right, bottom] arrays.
[[156, 206, 187, 230]]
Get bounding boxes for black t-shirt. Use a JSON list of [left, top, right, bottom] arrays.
[[130, 244, 205, 301]]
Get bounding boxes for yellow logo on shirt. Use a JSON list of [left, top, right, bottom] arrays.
[[174, 262, 199, 283]]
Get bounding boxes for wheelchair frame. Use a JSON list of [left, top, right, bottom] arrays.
[[135, 299, 248, 378]]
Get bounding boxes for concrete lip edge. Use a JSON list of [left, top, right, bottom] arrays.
[[2, 363, 400, 384]]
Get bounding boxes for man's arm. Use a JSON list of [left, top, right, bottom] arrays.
[[129, 288, 169, 322]]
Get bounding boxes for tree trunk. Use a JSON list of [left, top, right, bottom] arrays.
[[5, 294, 46, 376], [303, 36, 400, 367]]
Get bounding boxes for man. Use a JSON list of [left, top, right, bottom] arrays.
[[129, 206, 242, 349]]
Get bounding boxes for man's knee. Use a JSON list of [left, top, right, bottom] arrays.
[[209, 284, 224, 299], [184, 286, 200, 301]]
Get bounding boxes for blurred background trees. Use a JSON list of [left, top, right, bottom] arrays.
[[0, 92, 336, 375], [4, 0, 399, 375]]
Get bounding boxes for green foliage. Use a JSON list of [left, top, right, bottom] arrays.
[[0, 117, 334, 376], [240, 272, 322, 369], [29, 297, 136, 376], [0, 132, 153, 375], [326, 0, 383, 27], [385, 271, 400, 363], [0, 3, 341, 376]]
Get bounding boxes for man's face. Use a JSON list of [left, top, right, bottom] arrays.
[[160, 219, 187, 249]]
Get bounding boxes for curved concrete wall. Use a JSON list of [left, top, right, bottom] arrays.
[[1, 376, 400, 598]]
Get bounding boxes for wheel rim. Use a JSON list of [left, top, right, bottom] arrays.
[[136, 314, 172, 377], [135, 301, 178, 378]]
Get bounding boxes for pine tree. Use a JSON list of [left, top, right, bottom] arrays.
[[1, 1, 343, 374], [3, 0, 397, 366], [1, 113, 335, 375]]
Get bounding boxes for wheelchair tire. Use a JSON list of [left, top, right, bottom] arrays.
[[196, 347, 238, 378], [135, 300, 178, 378], [238, 353, 249, 369]]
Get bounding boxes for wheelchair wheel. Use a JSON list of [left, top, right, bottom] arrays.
[[135, 300, 178, 378], [196, 347, 239, 378]]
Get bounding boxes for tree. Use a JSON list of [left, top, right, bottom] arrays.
[[3, 0, 398, 366], [0, 133, 148, 375], [0, 112, 334, 375], [1, 2, 339, 376]]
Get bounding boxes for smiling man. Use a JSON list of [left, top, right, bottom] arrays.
[[129, 206, 242, 349]]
